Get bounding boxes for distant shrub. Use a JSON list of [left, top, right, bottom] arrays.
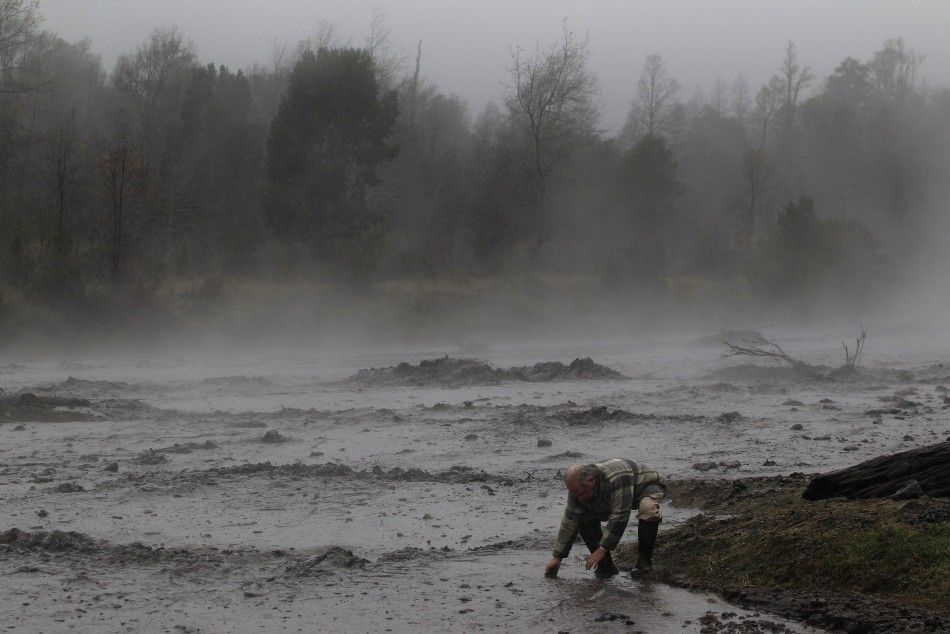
[[753, 196, 889, 305]]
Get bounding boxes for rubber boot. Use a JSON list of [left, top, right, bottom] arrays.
[[579, 520, 618, 580], [630, 519, 660, 576]]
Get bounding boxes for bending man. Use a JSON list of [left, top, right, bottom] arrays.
[[545, 459, 665, 579]]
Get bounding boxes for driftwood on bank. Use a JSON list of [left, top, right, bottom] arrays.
[[802, 441, 950, 500], [722, 332, 824, 379], [721, 327, 868, 380]]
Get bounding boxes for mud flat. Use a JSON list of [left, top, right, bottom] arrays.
[[1, 335, 949, 630]]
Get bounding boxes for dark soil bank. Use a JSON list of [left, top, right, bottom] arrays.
[[621, 475, 950, 632]]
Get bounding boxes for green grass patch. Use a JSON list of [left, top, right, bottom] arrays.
[[617, 490, 950, 615]]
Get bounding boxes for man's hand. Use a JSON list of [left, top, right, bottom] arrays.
[[544, 557, 562, 577], [585, 547, 607, 570]]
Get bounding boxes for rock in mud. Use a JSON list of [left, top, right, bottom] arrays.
[[782, 399, 804, 407], [693, 462, 718, 472], [0, 528, 98, 552], [537, 438, 552, 447], [52, 482, 84, 493], [103, 461, 119, 472], [261, 430, 289, 443], [547, 405, 640, 425], [891, 480, 924, 500], [539, 451, 585, 462], [593, 612, 629, 622], [134, 450, 168, 465], [158, 440, 218, 453], [716, 411, 744, 424]]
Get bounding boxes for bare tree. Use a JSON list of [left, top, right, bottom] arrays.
[[295, 20, 342, 60], [778, 41, 814, 127], [99, 133, 141, 275], [43, 113, 83, 261], [627, 53, 680, 138], [407, 39, 422, 135], [841, 324, 867, 370], [753, 76, 783, 151], [505, 23, 599, 243], [711, 75, 727, 115], [870, 38, 924, 104], [735, 148, 774, 243], [364, 3, 403, 89], [0, 0, 41, 93], [112, 26, 195, 139], [731, 75, 751, 127]]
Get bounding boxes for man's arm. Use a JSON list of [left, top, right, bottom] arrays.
[[598, 484, 633, 551], [551, 495, 583, 558]]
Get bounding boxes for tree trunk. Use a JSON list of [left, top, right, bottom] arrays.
[[802, 441, 950, 500]]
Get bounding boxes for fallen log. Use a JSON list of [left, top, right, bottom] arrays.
[[802, 441, 950, 500]]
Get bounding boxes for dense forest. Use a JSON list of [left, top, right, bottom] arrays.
[[1, 0, 948, 340]]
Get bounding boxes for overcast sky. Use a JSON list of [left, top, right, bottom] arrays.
[[38, 0, 950, 133]]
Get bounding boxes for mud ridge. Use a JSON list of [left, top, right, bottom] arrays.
[[115, 461, 519, 488], [1, 392, 167, 423], [33, 377, 141, 398], [0, 393, 102, 423], [345, 356, 627, 387], [0, 528, 367, 576]]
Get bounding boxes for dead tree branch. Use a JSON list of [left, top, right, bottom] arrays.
[[841, 324, 867, 369]]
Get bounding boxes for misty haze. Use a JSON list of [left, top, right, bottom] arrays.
[[0, 1, 948, 632]]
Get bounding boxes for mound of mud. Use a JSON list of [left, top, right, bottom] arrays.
[[0, 393, 101, 423], [547, 405, 639, 425], [346, 356, 627, 387], [0, 528, 99, 551], [133, 450, 168, 465], [196, 376, 275, 390], [705, 364, 823, 382], [536, 404, 706, 426], [286, 547, 367, 575], [34, 376, 137, 398], [156, 440, 217, 454], [261, 430, 290, 443], [121, 461, 514, 488]]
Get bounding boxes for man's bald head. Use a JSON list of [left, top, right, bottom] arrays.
[[564, 463, 598, 502]]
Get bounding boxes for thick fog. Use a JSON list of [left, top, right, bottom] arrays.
[[2, 0, 950, 353], [3, 5, 950, 630], [37, 0, 950, 132]]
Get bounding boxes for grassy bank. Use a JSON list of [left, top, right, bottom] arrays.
[[617, 484, 950, 616]]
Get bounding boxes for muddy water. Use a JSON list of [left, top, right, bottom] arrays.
[[1, 331, 948, 631]]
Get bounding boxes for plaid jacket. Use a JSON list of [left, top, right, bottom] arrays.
[[552, 458, 663, 558]]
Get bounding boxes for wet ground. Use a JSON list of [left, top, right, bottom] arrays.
[[1, 329, 948, 631]]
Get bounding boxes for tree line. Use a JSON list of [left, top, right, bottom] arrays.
[[1, 0, 947, 314]]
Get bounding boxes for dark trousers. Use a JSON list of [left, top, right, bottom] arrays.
[[578, 518, 605, 554]]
